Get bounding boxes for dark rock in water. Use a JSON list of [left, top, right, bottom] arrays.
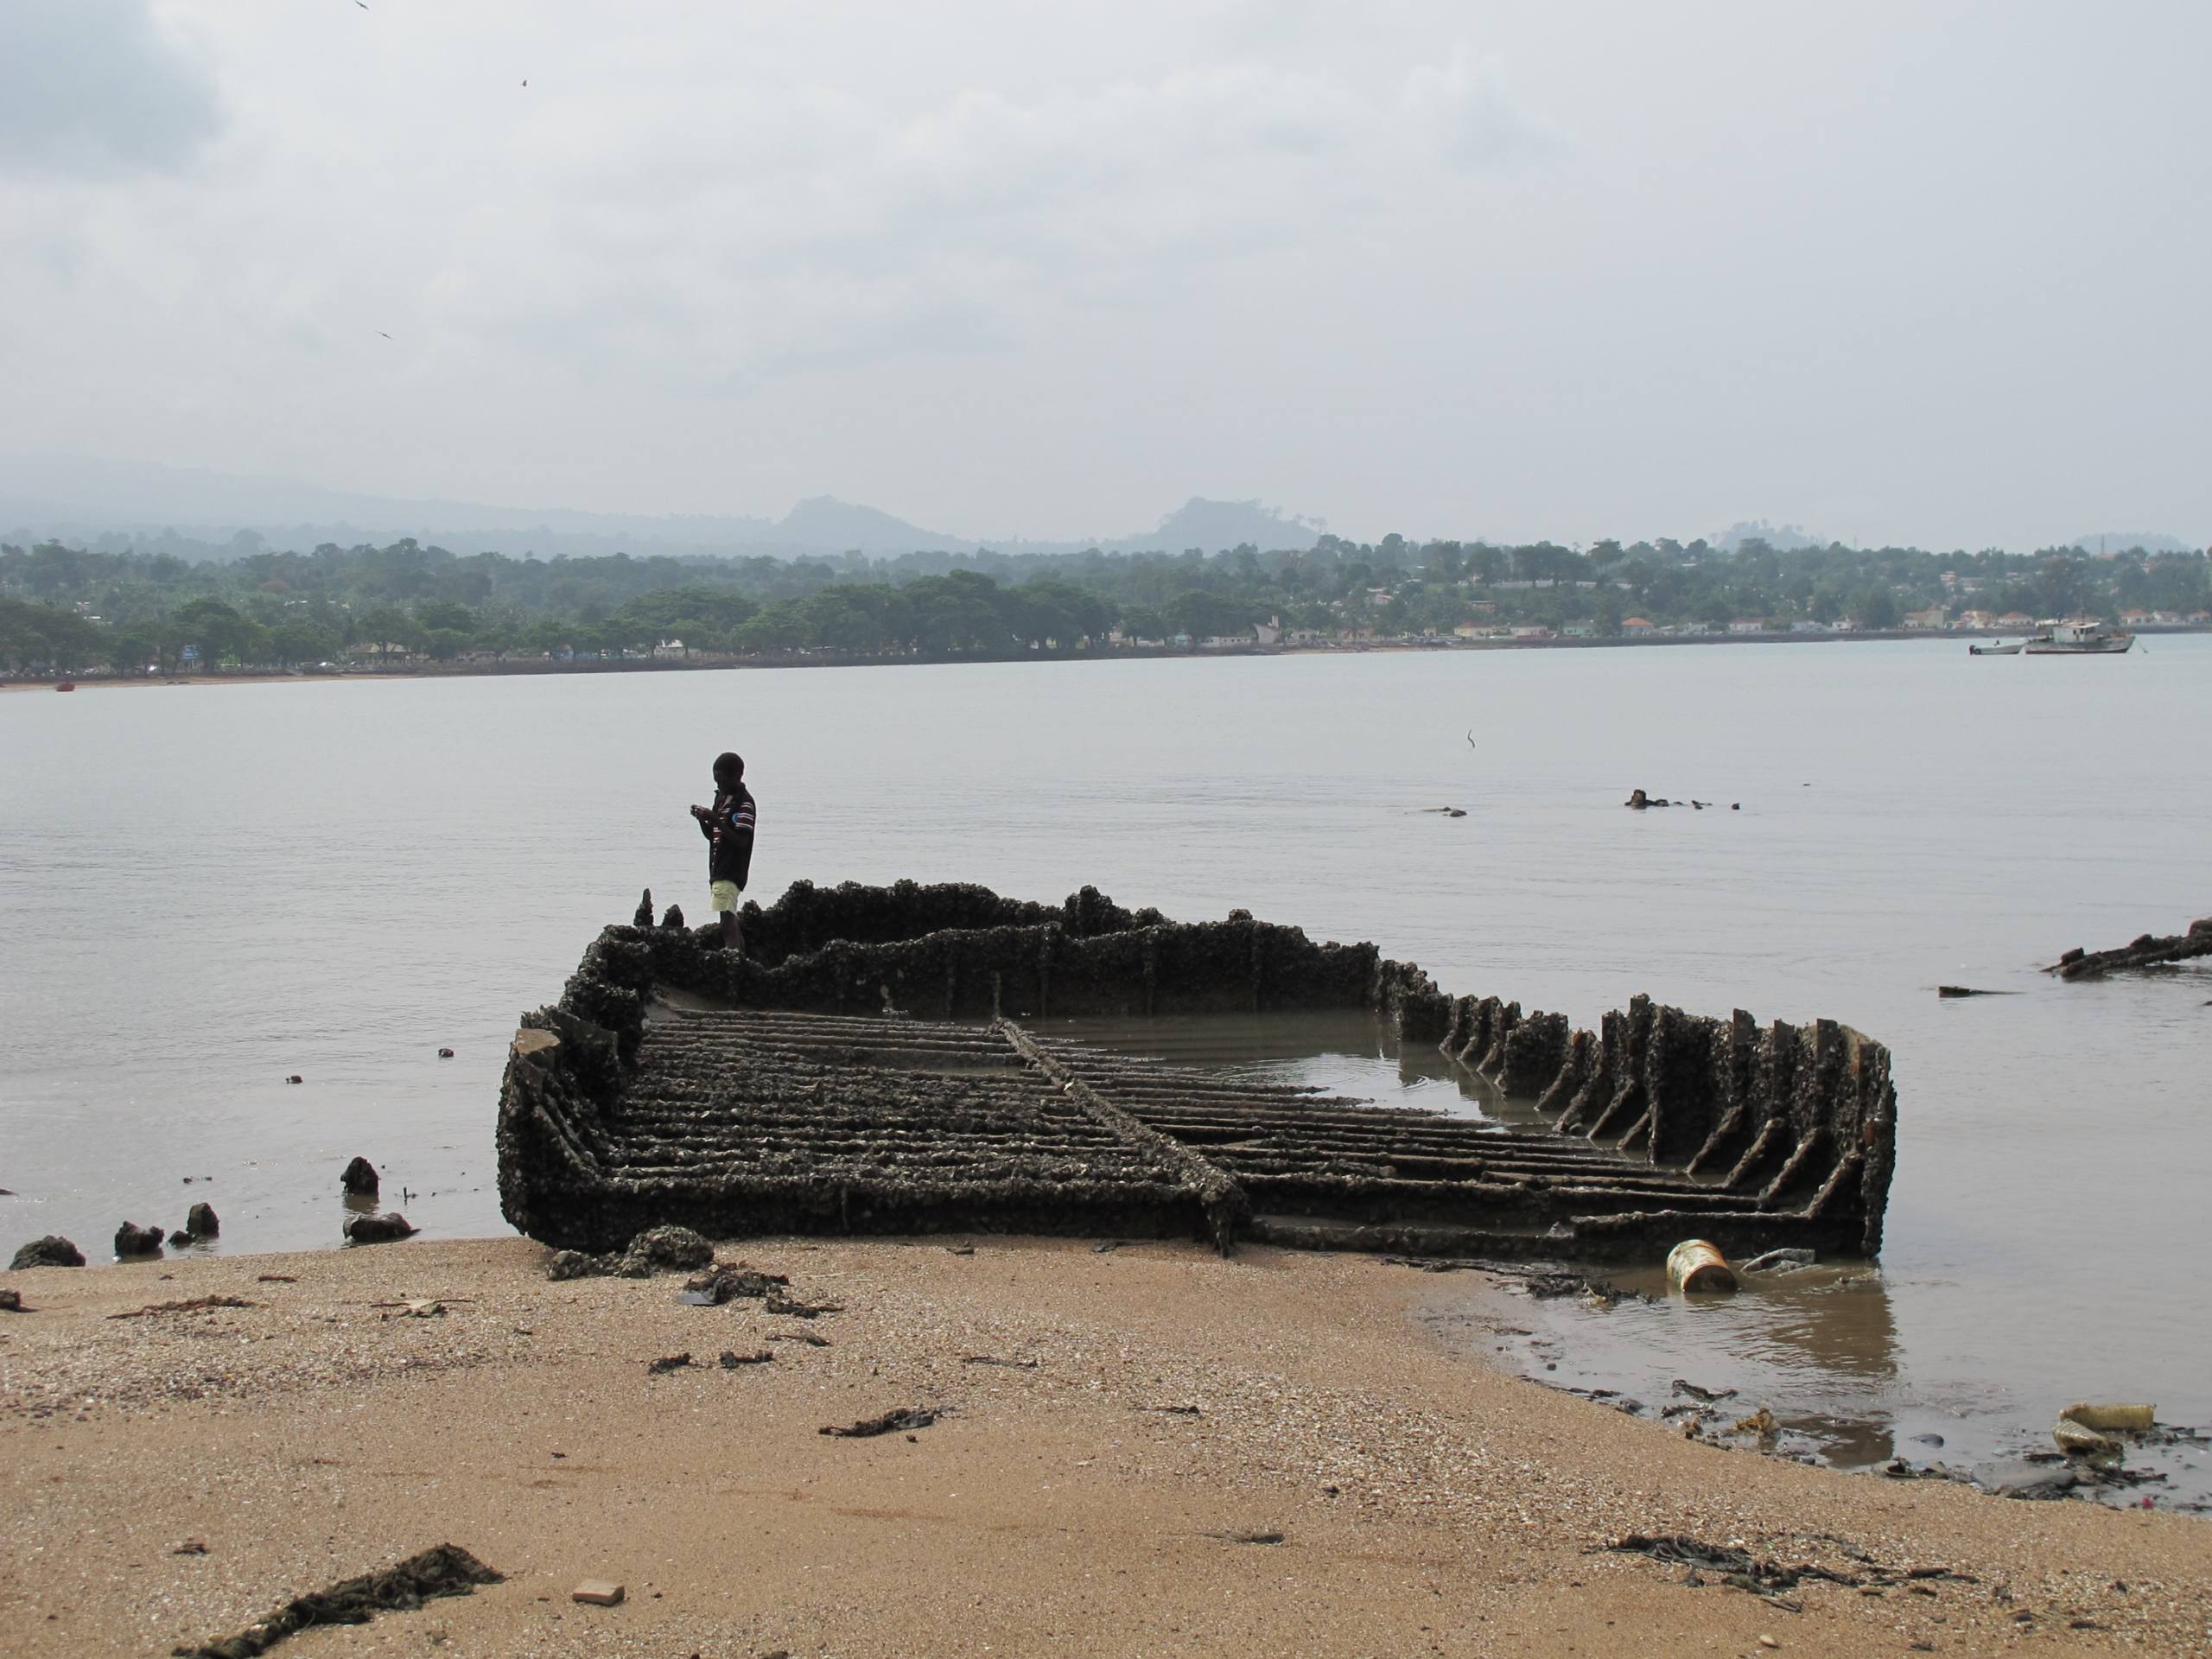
[[660, 903, 685, 931], [186, 1201, 219, 1239], [1624, 789, 1673, 809], [168, 1230, 193, 1247], [10, 1235, 85, 1270], [1913, 1433, 1947, 1447], [634, 888, 655, 928], [1936, 985, 2013, 998], [341, 1156, 379, 1196], [284, 1075, 303, 1085], [2050, 919, 2212, 981], [114, 1221, 165, 1256], [344, 1211, 416, 1244], [437, 1047, 455, 1058]]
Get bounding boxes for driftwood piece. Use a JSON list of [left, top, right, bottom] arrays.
[[2049, 919, 2212, 980]]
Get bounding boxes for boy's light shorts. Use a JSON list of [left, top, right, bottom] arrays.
[[709, 880, 742, 914]]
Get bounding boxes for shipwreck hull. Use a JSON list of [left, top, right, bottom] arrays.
[[499, 881, 1897, 1262]]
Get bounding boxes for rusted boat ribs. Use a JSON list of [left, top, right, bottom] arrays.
[[498, 882, 1896, 1262]]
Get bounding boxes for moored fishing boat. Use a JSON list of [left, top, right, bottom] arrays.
[[1967, 641, 2022, 656], [2024, 620, 2134, 655]]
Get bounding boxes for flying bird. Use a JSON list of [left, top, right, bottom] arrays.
[[378, 330, 392, 340]]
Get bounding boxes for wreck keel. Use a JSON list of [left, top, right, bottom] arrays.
[[498, 881, 1896, 1263]]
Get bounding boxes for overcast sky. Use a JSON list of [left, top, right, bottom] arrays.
[[2, 1, 2207, 549]]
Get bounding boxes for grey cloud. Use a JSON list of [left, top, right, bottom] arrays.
[[0, 0, 223, 178]]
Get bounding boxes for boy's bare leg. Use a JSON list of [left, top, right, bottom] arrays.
[[720, 909, 742, 953]]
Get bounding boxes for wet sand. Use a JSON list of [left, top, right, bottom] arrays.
[[3, 1236, 2206, 1657]]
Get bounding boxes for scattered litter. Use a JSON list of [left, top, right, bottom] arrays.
[[174, 1540, 209, 1555], [822, 1407, 938, 1438], [2063, 1402, 2155, 1432], [1732, 1407, 1780, 1443], [769, 1330, 830, 1347], [1202, 1529, 1285, 1545], [961, 1355, 1038, 1369], [645, 1353, 693, 1375], [569, 1580, 625, 1606], [945, 1244, 976, 1255], [172, 1541, 501, 1658], [111, 1294, 255, 1319], [256, 1274, 296, 1284], [719, 1349, 773, 1368], [1666, 1238, 1738, 1294], [1145, 1403, 1202, 1415]]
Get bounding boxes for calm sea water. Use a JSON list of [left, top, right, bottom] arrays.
[[4, 640, 2209, 1493]]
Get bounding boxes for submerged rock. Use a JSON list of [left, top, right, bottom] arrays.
[[340, 1156, 379, 1197]]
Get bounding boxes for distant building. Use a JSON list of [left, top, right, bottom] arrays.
[[1902, 607, 1949, 630], [1622, 616, 1655, 635], [1727, 618, 1767, 635], [1253, 619, 1282, 646], [652, 638, 687, 658], [1958, 609, 1994, 630], [1996, 611, 2035, 629], [1560, 621, 1596, 638], [1510, 625, 1554, 640]]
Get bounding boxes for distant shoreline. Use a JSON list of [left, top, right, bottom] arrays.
[[7, 622, 2206, 691]]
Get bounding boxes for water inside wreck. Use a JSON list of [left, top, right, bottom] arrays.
[[1046, 1008, 2209, 1513]]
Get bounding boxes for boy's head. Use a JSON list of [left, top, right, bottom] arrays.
[[713, 751, 745, 787]]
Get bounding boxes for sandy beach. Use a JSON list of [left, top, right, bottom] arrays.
[[3, 1236, 2205, 1658]]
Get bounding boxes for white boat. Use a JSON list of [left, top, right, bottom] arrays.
[[2024, 620, 2134, 656], [1968, 640, 2022, 656]]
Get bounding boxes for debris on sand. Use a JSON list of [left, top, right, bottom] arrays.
[[677, 1263, 789, 1305], [171, 1541, 501, 1657], [765, 1292, 841, 1319], [0, 1287, 26, 1313], [546, 1224, 715, 1281], [1202, 1529, 1286, 1544], [719, 1349, 773, 1368], [1604, 1533, 1974, 1607], [645, 1353, 693, 1374], [9, 1235, 83, 1270], [962, 1355, 1039, 1369], [821, 1407, 938, 1438], [769, 1330, 830, 1347], [110, 1295, 255, 1320], [571, 1580, 625, 1606]]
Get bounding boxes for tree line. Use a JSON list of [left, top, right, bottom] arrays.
[[1, 531, 2205, 673]]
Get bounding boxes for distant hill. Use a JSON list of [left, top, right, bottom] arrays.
[[0, 456, 1323, 563], [2069, 531, 2197, 556], [1709, 518, 1821, 552]]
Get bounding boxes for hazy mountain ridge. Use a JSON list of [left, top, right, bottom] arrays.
[[0, 456, 1323, 561]]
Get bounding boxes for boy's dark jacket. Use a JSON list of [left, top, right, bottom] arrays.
[[702, 783, 757, 888]]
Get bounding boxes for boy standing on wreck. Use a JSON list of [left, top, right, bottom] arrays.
[[690, 751, 757, 952]]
